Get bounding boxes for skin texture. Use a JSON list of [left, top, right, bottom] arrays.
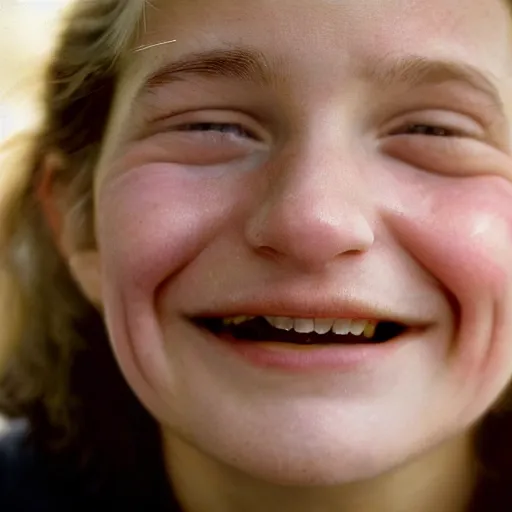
[[60, 0, 512, 510]]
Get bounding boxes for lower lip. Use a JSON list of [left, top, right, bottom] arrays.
[[205, 331, 407, 373]]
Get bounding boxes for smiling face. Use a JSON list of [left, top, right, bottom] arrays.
[[74, 0, 512, 485]]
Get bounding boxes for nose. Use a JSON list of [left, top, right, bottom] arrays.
[[245, 149, 375, 272]]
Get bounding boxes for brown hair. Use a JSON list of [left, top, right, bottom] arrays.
[[0, 0, 167, 493], [0, 0, 512, 496]]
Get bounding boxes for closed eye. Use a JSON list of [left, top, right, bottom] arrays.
[[176, 122, 257, 139], [392, 124, 459, 137]]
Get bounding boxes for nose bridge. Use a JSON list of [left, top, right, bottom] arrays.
[[245, 143, 375, 270]]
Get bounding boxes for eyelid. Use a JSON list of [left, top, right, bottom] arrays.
[[383, 109, 486, 139], [175, 122, 258, 140], [156, 109, 269, 142]]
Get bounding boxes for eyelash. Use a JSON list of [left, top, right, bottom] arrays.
[[396, 124, 459, 137], [177, 122, 256, 138], [177, 122, 464, 140]]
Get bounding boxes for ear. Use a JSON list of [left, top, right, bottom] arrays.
[[68, 251, 103, 309], [37, 153, 103, 309]]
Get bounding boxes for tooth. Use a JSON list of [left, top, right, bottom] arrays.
[[314, 318, 334, 334], [275, 317, 294, 331], [350, 320, 367, 336], [294, 318, 315, 333], [264, 316, 276, 327], [223, 318, 234, 325], [265, 316, 294, 331], [364, 322, 376, 339], [333, 319, 351, 335], [232, 316, 248, 325]]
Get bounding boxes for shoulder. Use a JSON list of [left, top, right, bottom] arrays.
[[0, 421, 179, 512], [0, 420, 87, 511], [0, 422, 33, 488], [0, 420, 56, 510]]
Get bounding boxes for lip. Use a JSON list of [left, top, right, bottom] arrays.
[[184, 294, 431, 372], [198, 327, 413, 373], [188, 295, 429, 327]]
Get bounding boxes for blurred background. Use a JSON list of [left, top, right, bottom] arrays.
[[0, 0, 71, 142], [0, 0, 72, 432]]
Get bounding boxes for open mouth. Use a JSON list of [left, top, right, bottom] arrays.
[[193, 316, 407, 345]]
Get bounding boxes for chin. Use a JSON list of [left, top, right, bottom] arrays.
[[218, 447, 407, 487], [183, 423, 431, 487]]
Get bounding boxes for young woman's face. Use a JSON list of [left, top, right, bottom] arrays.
[[84, 0, 512, 484]]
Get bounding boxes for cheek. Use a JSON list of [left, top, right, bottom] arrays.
[[390, 176, 512, 400], [95, 164, 242, 414], [97, 164, 234, 295], [393, 181, 512, 297]]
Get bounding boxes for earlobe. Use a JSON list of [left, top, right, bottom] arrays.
[[69, 251, 103, 309]]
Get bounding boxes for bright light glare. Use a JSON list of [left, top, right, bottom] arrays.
[[0, 103, 39, 141]]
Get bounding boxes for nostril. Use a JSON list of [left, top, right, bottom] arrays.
[[256, 246, 281, 259], [245, 200, 375, 269]]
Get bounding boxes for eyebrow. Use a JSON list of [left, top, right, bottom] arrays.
[[366, 55, 504, 108], [134, 46, 504, 112], [135, 47, 279, 99]]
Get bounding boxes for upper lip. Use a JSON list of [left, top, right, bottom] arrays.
[[187, 295, 430, 327]]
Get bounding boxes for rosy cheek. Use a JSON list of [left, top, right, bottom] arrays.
[[97, 164, 234, 296], [393, 185, 511, 297], [389, 177, 512, 386]]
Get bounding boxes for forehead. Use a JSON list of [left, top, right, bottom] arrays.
[[132, 0, 512, 70], [115, 0, 512, 114]]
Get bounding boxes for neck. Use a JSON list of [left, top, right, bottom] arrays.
[[163, 430, 478, 512]]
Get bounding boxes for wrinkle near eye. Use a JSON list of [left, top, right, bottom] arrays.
[[380, 134, 512, 179]]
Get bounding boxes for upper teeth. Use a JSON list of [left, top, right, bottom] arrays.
[[222, 316, 376, 338]]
